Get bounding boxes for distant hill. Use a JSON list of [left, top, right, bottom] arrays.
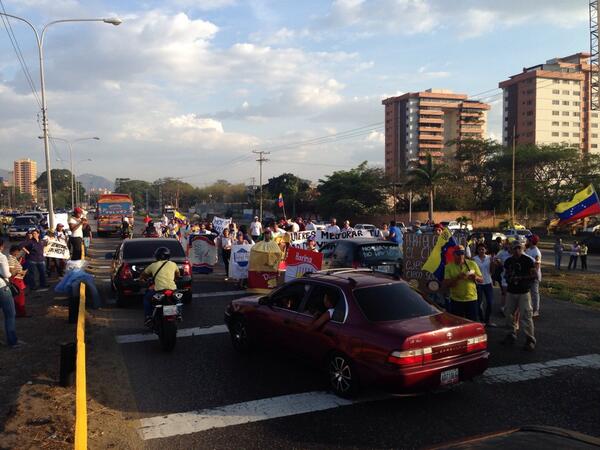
[[78, 173, 113, 191]]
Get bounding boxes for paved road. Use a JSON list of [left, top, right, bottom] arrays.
[[83, 229, 600, 449]]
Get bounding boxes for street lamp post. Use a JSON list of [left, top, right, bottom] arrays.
[[0, 12, 121, 229]]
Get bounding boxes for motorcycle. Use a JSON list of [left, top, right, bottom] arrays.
[[143, 228, 159, 238], [148, 289, 184, 351], [121, 226, 133, 240]]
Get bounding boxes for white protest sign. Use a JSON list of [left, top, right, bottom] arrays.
[[229, 244, 253, 279], [212, 216, 232, 235], [43, 239, 71, 260], [286, 229, 374, 250]]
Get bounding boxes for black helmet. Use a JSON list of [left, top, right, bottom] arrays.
[[154, 247, 171, 261]]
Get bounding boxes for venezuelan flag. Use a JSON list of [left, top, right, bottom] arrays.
[[422, 228, 460, 281], [174, 210, 187, 221], [555, 185, 600, 224], [278, 193, 284, 208]]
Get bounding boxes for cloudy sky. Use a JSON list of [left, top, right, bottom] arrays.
[[0, 0, 589, 186]]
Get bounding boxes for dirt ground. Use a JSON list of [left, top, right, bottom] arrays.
[[0, 283, 141, 450]]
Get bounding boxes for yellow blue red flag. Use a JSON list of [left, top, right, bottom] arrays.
[[555, 185, 600, 224], [174, 210, 186, 221], [422, 228, 459, 281], [278, 193, 284, 208]]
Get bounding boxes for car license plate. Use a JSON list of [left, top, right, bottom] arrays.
[[162, 305, 178, 316], [440, 368, 459, 386], [374, 265, 394, 274]]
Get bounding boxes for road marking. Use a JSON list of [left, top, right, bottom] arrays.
[[91, 265, 112, 269], [192, 291, 246, 299], [116, 325, 228, 344], [481, 353, 600, 383], [137, 353, 600, 440], [138, 391, 357, 440]]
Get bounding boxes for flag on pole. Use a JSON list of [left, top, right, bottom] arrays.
[[174, 210, 187, 221], [422, 228, 460, 281], [555, 185, 600, 224], [278, 193, 284, 208]]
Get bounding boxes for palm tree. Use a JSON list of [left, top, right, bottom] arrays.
[[406, 154, 453, 222]]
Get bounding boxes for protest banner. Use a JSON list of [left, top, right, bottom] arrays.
[[212, 216, 231, 235], [229, 244, 253, 279], [284, 247, 323, 282], [286, 229, 375, 250], [44, 239, 71, 260], [402, 232, 467, 293], [247, 240, 283, 294], [188, 234, 218, 274]]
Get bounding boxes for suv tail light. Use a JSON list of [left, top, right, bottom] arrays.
[[466, 334, 487, 352], [119, 262, 133, 280], [387, 348, 432, 366], [182, 260, 191, 276]]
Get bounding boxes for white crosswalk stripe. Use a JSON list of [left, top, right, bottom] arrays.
[[116, 325, 228, 344], [136, 353, 600, 440]]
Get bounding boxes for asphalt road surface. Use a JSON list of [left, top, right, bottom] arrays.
[[73, 228, 600, 448]]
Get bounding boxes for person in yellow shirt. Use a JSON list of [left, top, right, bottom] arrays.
[[140, 247, 180, 326], [442, 245, 483, 321]]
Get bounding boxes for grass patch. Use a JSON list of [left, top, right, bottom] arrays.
[[541, 267, 600, 309]]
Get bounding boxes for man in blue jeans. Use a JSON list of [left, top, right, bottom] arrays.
[[0, 238, 19, 347], [22, 229, 48, 290]]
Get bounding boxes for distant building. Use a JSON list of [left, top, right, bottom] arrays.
[[382, 89, 490, 181], [499, 52, 599, 153], [13, 158, 38, 202]]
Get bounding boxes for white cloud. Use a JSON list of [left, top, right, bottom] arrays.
[[168, 115, 224, 133]]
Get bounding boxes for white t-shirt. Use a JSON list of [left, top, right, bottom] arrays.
[[0, 252, 10, 288], [326, 225, 340, 233], [68, 217, 83, 238], [495, 249, 512, 286], [305, 222, 316, 231], [290, 222, 300, 232], [249, 221, 262, 236], [473, 254, 492, 285], [525, 246, 542, 281]]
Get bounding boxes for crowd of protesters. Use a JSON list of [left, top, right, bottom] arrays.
[[0, 207, 91, 349]]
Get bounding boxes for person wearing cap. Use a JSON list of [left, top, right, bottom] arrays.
[[68, 207, 85, 261], [307, 236, 319, 252], [433, 223, 444, 236], [502, 241, 537, 351], [525, 234, 542, 317], [442, 245, 483, 321]]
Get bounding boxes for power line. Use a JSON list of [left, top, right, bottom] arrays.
[[0, 0, 42, 108]]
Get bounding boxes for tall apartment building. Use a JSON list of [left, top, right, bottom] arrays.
[[14, 158, 38, 201], [382, 89, 490, 181], [499, 52, 600, 153]]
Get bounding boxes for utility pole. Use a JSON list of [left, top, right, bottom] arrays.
[[145, 188, 149, 213], [511, 125, 516, 227], [252, 150, 270, 222]]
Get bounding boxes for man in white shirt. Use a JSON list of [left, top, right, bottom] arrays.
[[249, 217, 262, 241], [305, 219, 316, 231], [341, 220, 353, 232], [325, 218, 340, 234], [68, 207, 85, 261], [525, 234, 542, 317]]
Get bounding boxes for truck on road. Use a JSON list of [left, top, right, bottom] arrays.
[[96, 193, 134, 236]]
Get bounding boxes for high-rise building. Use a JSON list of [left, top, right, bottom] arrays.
[[382, 89, 490, 181], [13, 158, 38, 202], [499, 52, 600, 153]]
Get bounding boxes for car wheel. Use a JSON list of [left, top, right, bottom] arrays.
[[327, 353, 359, 398], [229, 316, 252, 353]]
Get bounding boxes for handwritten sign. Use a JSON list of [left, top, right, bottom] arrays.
[[43, 239, 71, 260], [212, 216, 232, 235], [286, 229, 375, 251]]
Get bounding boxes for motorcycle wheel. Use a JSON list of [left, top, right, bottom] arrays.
[[159, 319, 177, 352]]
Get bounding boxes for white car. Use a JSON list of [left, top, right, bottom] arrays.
[[503, 228, 531, 243], [447, 220, 473, 231], [354, 223, 376, 231]]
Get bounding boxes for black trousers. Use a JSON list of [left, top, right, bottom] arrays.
[[70, 237, 84, 261]]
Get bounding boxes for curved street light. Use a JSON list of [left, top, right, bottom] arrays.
[[0, 11, 121, 228]]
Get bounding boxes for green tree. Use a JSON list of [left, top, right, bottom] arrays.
[[406, 154, 454, 222], [36, 169, 85, 209], [265, 173, 311, 217], [316, 162, 387, 219]]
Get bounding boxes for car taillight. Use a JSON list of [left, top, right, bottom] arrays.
[[119, 263, 133, 280], [387, 348, 433, 366], [182, 260, 191, 276], [466, 334, 487, 352]]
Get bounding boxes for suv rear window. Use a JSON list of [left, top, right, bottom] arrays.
[[14, 217, 37, 226], [123, 240, 185, 259], [353, 283, 438, 322], [359, 244, 401, 264]]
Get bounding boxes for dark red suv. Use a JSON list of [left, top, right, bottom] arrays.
[[225, 270, 488, 398]]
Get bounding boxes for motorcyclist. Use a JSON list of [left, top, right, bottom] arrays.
[[121, 217, 132, 239], [139, 247, 180, 326], [143, 220, 158, 237]]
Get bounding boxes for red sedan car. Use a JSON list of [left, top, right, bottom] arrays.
[[225, 270, 489, 398]]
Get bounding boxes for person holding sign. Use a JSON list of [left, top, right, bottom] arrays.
[[442, 245, 483, 321]]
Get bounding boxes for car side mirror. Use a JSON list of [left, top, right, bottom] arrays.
[[105, 252, 114, 260]]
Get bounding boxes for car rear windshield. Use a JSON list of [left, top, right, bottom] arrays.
[[359, 244, 401, 264], [14, 217, 37, 226], [353, 283, 438, 322], [123, 240, 185, 259]]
